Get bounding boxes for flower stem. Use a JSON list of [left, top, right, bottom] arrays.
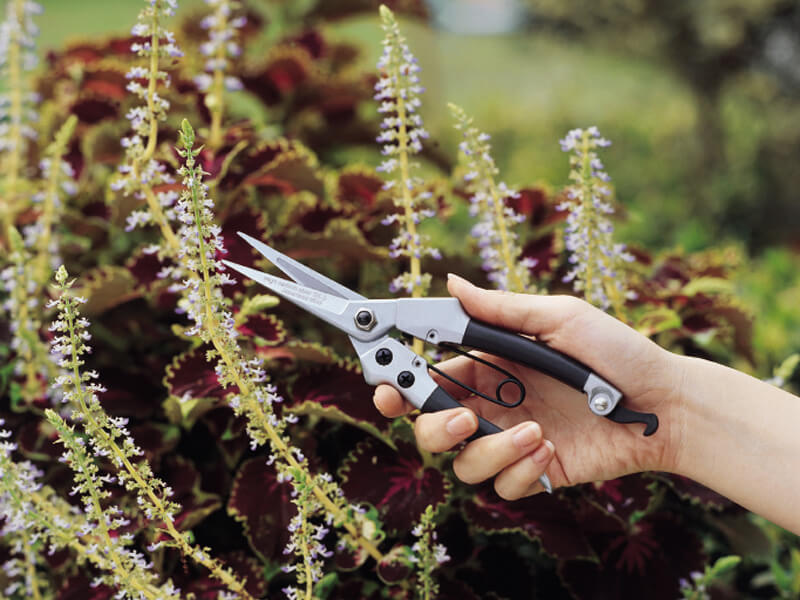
[[142, 9, 161, 162], [395, 94, 424, 356], [185, 164, 384, 563], [3, 0, 24, 231], [208, 47, 226, 149], [60, 295, 254, 599]]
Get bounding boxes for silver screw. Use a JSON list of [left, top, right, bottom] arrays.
[[591, 393, 611, 414], [354, 308, 376, 331]]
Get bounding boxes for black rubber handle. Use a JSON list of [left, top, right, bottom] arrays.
[[421, 385, 502, 440], [462, 319, 591, 391]]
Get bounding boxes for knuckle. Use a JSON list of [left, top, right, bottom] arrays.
[[452, 454, 479, 485], [413, 415, 436, 450], [560, 294, 588, 316], [494, 479, 520, 502]]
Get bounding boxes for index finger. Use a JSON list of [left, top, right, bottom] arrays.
[[372, 352, 481, 418], [374, 384, 413, 418]]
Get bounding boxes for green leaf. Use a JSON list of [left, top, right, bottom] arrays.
[[708, 555, 741, 577], [238, 294, 280, 319], [681, 277, 733, 297], [791, 549, 800, 595], [162, 396, 219, 430], [313, 572, 339, 599], [771, 560, 790, 592], [773, 354, 800, 384], [635, 307, 682, 336]]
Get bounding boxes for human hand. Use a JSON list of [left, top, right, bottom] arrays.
[[374, 275, 684, 499]]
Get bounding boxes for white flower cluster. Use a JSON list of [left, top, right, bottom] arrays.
[[0, 421, 48, 598], [194, 0, 245, 93], [46, 410, 169, 599], [0, 0, 42, 153], [1, 229, 39, 372], [558, 127, 635, 311], [49, 265, 181, 525], [280, 467, 344, 600], [375, 6, 439, 295], [173, 120, 286, 442], [452, 104, 535, 292], [409, 505, 449, 599], [112, 0, 182, 205]]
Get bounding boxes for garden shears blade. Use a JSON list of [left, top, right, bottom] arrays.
[[224, 235, 661, 496]]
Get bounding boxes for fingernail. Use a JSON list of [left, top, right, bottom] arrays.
[[512, 423, 540, 449], [446, 411, 475, 436], [447, 273, 471, 286], [532, 440, 554, 463]]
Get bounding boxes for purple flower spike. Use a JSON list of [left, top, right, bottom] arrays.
[[558, 127, 634, 312]]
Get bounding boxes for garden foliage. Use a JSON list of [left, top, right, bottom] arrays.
[[0, 1, 798, 599]]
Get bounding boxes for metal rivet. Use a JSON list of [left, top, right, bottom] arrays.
[[591, 393, 611, 413], [355, 308, 375, 331], [376, 348, 393, 365], [397, 371, 415, 388]]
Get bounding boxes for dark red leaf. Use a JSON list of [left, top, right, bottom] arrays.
[[43, 546, 72, 572], [334, 546, 370, 571], [436, 510, 474, 566], [177, 551, 268, 599], [438, 579, 482, 600], [328, 579, 383, 600], [653, 473, 733, 510], [290, 361, 390, 436], [56, 573, 115, 600], [126, 247, 168, 292], [289, 30, 327, 59], [227, 457, 296, 562], [236, 313, 287, 348], [159, 455, 222, 533], [228, 140, 291, 185], [98, 365, 163, 419], [521, 232, 559, 276], [219, 207, 268, 297], [201, 406, 250, 469], [560, 512, 705, 600], [510, 187, 563, 227], [377, 545, 413, 584], [17, 418, 62, 461], [82, 201, 111, 220], [581, 474, 655, 522], [337, 169, 384, 212], [463, 486, 594, 561], [130, 422, 180, 469], [297, 207, 343, 233], [71, 96, 118, 124], [83, 68, 129, 100], [164, 347, 233, 403], [241, 49, 312, 105], [340, 439, 450, 533]]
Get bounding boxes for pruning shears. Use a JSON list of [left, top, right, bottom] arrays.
[[223, 233, 659, 495]]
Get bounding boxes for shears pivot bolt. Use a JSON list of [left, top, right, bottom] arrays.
[[397, 371, 415, 388], [376, 348, 393, 365], [355, 308, 376, 331]]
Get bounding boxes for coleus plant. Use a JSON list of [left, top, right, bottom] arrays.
[[0, 1, 789, 599]]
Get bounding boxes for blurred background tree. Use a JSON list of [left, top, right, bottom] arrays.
[[525, 0, 800, 250]]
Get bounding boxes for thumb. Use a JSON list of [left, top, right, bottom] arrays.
[[445, 274, 661, 395], [446, 273, 590, 342]]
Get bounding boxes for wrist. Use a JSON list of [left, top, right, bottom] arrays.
[[625, 346, 691, 475]]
